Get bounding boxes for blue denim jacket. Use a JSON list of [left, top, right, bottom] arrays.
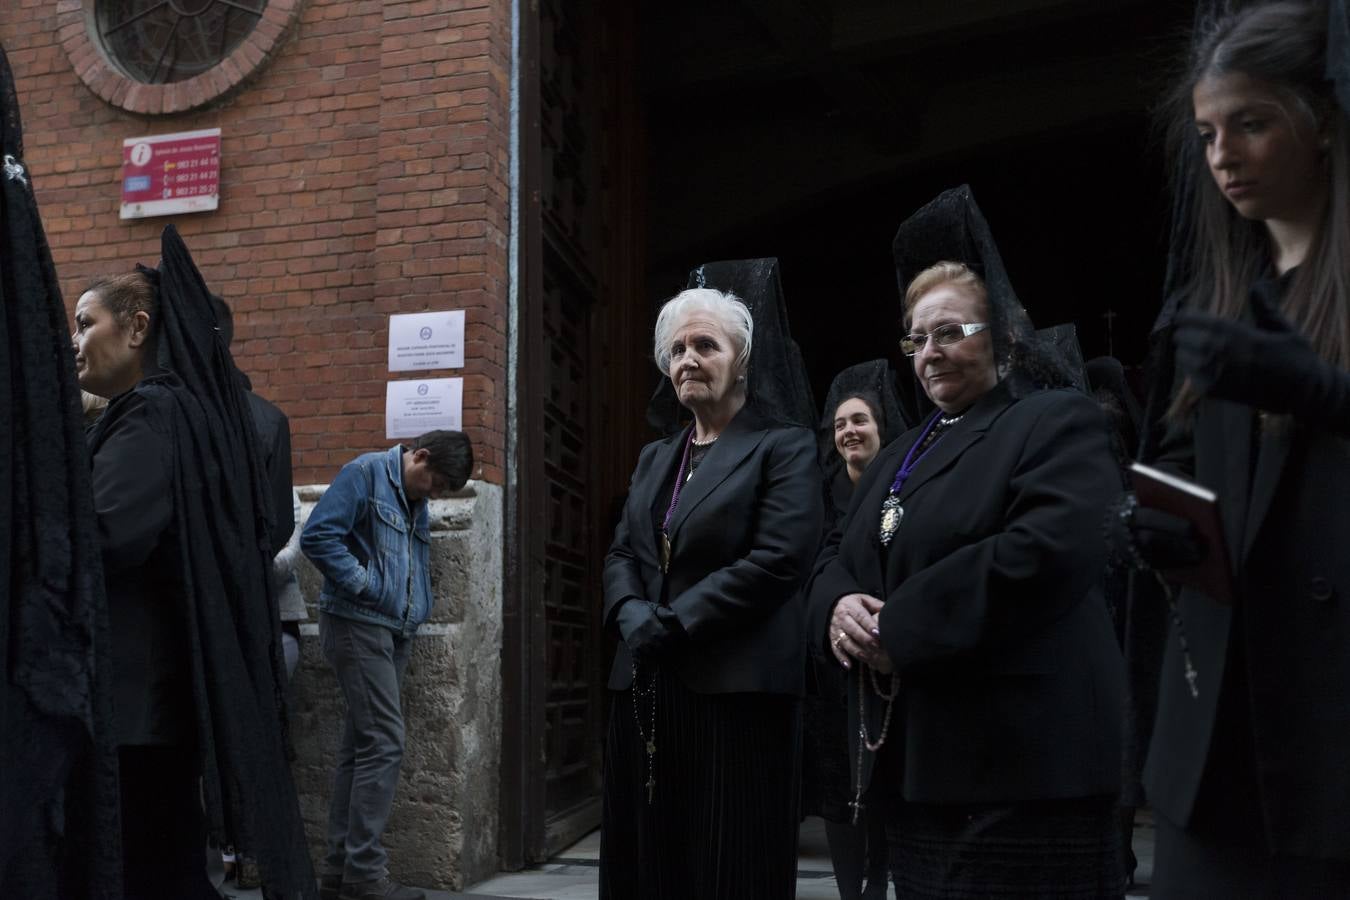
[[301, 445, 432, 635]]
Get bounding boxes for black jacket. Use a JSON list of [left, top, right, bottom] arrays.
[[89, 385, 194, 747], [807, 385, 1124, 803], [1144, 396, 1350, 860], [245, 389, 293, 558], [603, 404, 823, 695]]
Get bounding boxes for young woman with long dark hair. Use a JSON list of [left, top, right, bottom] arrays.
[[1133, 3, 1350, 895]]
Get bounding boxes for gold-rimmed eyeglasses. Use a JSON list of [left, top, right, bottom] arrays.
[[899, 322, 989, 357]]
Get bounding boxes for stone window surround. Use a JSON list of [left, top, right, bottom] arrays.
[[58, 0, 304, 115]]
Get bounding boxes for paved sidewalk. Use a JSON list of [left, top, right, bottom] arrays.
[[463, 813, 1157, 899], [213, 813, 1156, 899], [464, 818, 857, 899]]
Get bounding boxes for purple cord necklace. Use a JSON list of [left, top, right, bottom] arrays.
[[879, 409, 952, 546], [660, 429, 697, 572]]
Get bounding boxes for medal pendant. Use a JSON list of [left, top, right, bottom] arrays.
[[878, 495, 904, 546], [660, 533, 671, 573]]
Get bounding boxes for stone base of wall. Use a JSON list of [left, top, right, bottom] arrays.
[[287, 480, 502, 890]]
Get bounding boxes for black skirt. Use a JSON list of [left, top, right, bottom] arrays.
[[600, 668, 801, 900], [885, 795, 1123, 899], [801, 657, 853, 822]]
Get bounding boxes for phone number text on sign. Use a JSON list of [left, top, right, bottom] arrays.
[[120, 128, 221, 220]]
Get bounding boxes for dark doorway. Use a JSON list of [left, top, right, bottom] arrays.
[[638, 0, 1196, 402], [503, 0, 1198, 870]]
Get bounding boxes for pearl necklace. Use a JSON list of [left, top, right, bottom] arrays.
[[690, 435, 718, 447]]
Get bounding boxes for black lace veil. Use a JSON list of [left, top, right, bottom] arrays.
[[1139, 0, 1350, 459], [0, 43, 121, 899], [647, 257, 816, 433], [892, 185, 1080, 423], [133, 224, 317, 898], [1332, 0, 1350, 111]]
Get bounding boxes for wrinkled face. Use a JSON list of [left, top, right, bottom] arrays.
[[833, 397, 881, 471], [908, 284, 998, 415], [401, 448, 454, 502], [666, 314, 743, 413], [71, 290, 146, 399], [1193, 72, 1327, 224]]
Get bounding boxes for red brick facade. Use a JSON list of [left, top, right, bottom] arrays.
[[3, 0, 511, 484]]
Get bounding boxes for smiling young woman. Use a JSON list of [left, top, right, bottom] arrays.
[[832, 395, 884, 483]]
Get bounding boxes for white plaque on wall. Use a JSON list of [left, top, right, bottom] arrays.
[[388, 310, 465, 372], [385, 378, 463, 439]]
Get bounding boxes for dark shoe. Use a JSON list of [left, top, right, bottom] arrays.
[[319, 873, 343, 900], [338, 877, 426, 900]]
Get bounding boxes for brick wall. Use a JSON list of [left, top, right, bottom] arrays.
[[2, 0, 511, 485]]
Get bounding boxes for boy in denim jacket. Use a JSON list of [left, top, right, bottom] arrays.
[[302, 430, 472, 900]]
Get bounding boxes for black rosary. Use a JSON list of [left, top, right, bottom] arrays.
[[631, 660, 658, 802]]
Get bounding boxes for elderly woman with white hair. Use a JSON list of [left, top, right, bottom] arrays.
[[599, 287, 823, 898]]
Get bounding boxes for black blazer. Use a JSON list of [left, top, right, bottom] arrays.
[[807, 384, 1124, 804], [603, 404, 823, 695], [1145, 397, 1350, 860]]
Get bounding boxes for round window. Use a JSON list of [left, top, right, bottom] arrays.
[[96, 0, 268, 84]]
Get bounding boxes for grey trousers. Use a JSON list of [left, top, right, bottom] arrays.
[[320, 612, 414, 883]]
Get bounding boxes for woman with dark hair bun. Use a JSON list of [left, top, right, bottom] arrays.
[[1127, 2, 1350, 895], [75, 229, 315, 900], [75, 269, 217, 898]]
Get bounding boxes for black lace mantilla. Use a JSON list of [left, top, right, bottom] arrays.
[[1, 42, 122, 899], [647, 257, 817, 435], [892, 185, 1083, 424]]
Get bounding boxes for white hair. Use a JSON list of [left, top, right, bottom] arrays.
[[652, 288, 753, 375]]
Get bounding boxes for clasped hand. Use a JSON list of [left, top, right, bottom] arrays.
[[616, 599, 681, 660], [829, 593, 893, 673]]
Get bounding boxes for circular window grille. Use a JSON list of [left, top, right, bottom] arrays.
[[96, 0, 267, 85], [61, 0, 301, 114]]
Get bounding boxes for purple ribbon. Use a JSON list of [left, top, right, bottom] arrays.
[[662, 429, 697, 534], [887, 409, 947, 496]]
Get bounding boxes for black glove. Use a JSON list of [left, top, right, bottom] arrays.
[[1132, 506, 1206, 570], [614, 599, 683, 659], [1107, 493, 1206, 572], [1172, 288, 1350, 431]]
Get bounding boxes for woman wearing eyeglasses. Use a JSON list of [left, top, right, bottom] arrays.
[[807, 187, 1126, 898]]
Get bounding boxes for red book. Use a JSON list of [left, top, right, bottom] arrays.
[[1130, 461, 1235, 605]]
